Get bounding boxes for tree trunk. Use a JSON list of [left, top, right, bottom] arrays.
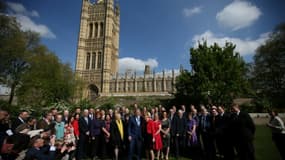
[[8, 83, 15, 105]]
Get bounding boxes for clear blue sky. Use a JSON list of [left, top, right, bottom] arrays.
[[6, 0, 285, 73]]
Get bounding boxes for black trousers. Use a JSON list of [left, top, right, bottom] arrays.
[[91, 135, 101, 158], [128, 137, 142, 160], [234, 140, 255, 160], [170, 135, 176, 155], [201, 132, 216, 160], [77, 134, 90, 160], [216, 135, 235, 160], [272, 133, 285, 160], [174, 135, 185, 158]]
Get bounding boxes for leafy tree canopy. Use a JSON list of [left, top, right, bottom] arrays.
[[0, 3, 77, 107], [175, 42, 250, 107], [253, 22, 285, 108]]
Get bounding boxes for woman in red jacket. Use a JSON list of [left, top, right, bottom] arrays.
[[153, 113, 163, 159], [145, 112, 155, 160], [72, 113, 80, 141]]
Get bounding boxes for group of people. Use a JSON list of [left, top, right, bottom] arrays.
[[0, 103, 284, 160]]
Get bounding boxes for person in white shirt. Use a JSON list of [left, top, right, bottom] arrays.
[[267, 110, 285, 160]]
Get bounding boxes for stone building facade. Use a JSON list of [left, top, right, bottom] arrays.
[[75, 0, 178, 99], [108, 65, 177, 97]]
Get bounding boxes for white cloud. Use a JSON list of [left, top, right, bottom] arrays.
[[191, 30, 269, 56], [7, 2, 39, 17], [216, 1, 261, 31], [7, 2, 55, 39], [15, 15, 56, 39], [30, 10, 40, 17], [183, 6, 202, 17], [118, 57, 158, 73]]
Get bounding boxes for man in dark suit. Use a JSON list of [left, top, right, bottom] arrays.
[[37, 112, 53, 130], [37, 112, 55, 135], [199, 107, 215, 160], [172, 109, 187, 158], [78, 109, 91, 160], [25, 135, 56, 160], [0, 110, 9, 150], [230, 103, 255, 160], [12, 110, 29, 131], [62, 110, 69, 124], [216, 106, 234, 160], [128, 108, 144, 160], [169, 106, 178, 155]]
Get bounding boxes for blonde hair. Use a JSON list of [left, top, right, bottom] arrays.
[[115, 113, 121, 120], [145, 112, 151, 118]]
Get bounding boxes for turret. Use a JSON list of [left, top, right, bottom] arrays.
[[144, 65, 151, 75]]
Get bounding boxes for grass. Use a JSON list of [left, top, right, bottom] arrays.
[[168, 125, 281, 160], [254, 125, 280, 160], [84, 125, 280, 160]]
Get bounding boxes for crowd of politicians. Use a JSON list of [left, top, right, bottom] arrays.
[[0, 103, 284, 160]]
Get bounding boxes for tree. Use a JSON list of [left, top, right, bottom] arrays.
[[253, 23, 285, 108], [175, 42, 250, 106], [174, 70, 201, 106], [16, 45, 77, 107], [0, 13, 35, 104], [0, 2, 77, 107]]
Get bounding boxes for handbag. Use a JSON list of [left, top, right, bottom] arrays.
[[1, 138, 14, 154]]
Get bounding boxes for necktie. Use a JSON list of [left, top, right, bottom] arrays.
[[136, 117, 140, 126]]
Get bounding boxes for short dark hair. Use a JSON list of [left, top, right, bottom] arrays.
[[73, 113, 80, 118], [43, 112, 52, 118], [19, 110, 28, 115], [231, 103, 239, 109], [30, 135, 42, 146], [125, 113, 130, 118], [27, 116, 36, 123], [50, 107, 57, 111], [270, 109, 279, 116], [218, 105, 225, 109]]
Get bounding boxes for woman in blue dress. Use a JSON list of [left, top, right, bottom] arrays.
[[186, 112, 199, 160]]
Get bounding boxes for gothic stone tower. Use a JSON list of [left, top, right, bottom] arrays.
[[75, 0, 120, 98]]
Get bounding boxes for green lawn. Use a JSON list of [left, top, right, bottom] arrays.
[[84, 125, 281, 160], [254, 125, 280, 160], [167, 125, 281, 160]]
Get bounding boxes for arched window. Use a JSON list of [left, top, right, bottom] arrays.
[[94, 22, 98, 37], [100, 22, 104, 37], [97, 52, 102, 68], [86, 52, 91, 69], [88, 84, 99, 100], [89, 23, 93, 38], [91, 52, 96, 69]]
